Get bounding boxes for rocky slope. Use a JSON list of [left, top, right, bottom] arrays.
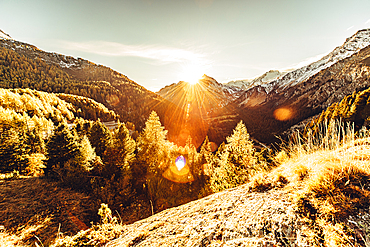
[[105, 185, 307, 246]]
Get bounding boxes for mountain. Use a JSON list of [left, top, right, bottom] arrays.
[[2, 28, 370, 146], [0, 34, 189, 145], [225, 70, 286, 90], [0, 29, 12, 40], [235, 29, 370, 143], [158, 29, 370, 145], [157, 75, 244, 146]]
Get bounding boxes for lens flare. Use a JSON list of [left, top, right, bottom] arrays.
[[175, 155, 186, 171], [162, 155, 194, 183], [273, 107, 294, 121]]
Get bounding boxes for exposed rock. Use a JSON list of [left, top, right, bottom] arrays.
[[106, 185, 310, 246]]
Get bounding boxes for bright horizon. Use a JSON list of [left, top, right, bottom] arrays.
[[1, 0, 370, 92]]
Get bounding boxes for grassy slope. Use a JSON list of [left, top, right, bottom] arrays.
[[54, 126, 370, 246], [2, 126, 370, 246]]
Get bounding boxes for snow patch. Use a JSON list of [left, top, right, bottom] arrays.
[[226, 70, 286, 91]]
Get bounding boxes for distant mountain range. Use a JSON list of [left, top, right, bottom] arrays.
[[1, 28, 370, 145], [158, 29, 370, 144], [225, 70, 286, 90]]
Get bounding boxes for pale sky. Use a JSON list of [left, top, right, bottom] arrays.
[[1, 0, 370, 92]]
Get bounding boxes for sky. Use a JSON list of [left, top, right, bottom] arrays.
[[1, 0, 370, 92]]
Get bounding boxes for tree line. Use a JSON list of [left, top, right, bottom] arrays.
[[306, 86, 370, 136], [0, 98, 269, 218]]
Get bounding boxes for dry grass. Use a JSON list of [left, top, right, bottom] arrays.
[[0, 177, 98, 246], [248, 121, 370, 246], [51, 223, 127, 247]]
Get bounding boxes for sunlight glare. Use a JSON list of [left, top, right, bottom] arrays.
[[175, 155, 186, 171], [179, 63, 204, 85]]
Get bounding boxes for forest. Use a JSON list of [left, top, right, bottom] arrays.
[[0, 87, 272, 220]]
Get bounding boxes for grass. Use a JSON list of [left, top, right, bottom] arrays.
[[3, 119, 370, 246], [248, 120, 370, 246]]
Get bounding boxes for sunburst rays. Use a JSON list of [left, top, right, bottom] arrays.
[[156, 76, 229, 148]]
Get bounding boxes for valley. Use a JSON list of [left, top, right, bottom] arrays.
[[1, 28, 370, 246]]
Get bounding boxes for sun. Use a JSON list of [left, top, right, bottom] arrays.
[[178, 63, 205, 85]]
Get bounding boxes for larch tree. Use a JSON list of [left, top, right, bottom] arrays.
[[210, 121, 257, 192], [0, 126, 29, 173], [135, 111, 169, 209]]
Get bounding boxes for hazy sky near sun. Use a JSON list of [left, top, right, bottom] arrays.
[[1, 0, 370, 92]]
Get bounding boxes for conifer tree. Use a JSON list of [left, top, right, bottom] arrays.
[[0, 127, 29, 173], [111, 123, 136, 169], [210, 121, 256, 192], [136, 111, 168, 176], [25, 126, 44, 154], [92, 123, 136, 207], [135, 111, 168, 207], [88, 120, 112, 157], [44, 122, 81, 178]]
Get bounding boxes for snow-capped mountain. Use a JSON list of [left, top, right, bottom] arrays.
[[235, 29, 370, 143], [226, 70, 286, 90], [260, 29, 370, 94], [0, 29, 12, 40], [2, 27, 370, 146]]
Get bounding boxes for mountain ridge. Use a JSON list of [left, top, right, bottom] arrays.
[[0, 36, 192, 146], [2, 28, 370, 146], [225, 70, 286, 90]]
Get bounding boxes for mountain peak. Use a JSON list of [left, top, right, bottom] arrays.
[[0, 29, 12, 40], [226, 70, 286, 90], [256, 28, 370, 93]]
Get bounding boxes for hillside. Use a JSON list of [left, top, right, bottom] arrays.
[[0, 88, 118, 122], [0, 176, 96, 246], [0, 38, 187, 145], [52, 131, 370, 246], [235, 29, 370, 143]]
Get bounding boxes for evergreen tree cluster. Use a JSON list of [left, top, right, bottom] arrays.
[[42, 112, 267, 215], [0, 98, 267, 217], [306, 86, 370, 135], [0, 88, 117, 122], [0, 45, 168, 130]]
